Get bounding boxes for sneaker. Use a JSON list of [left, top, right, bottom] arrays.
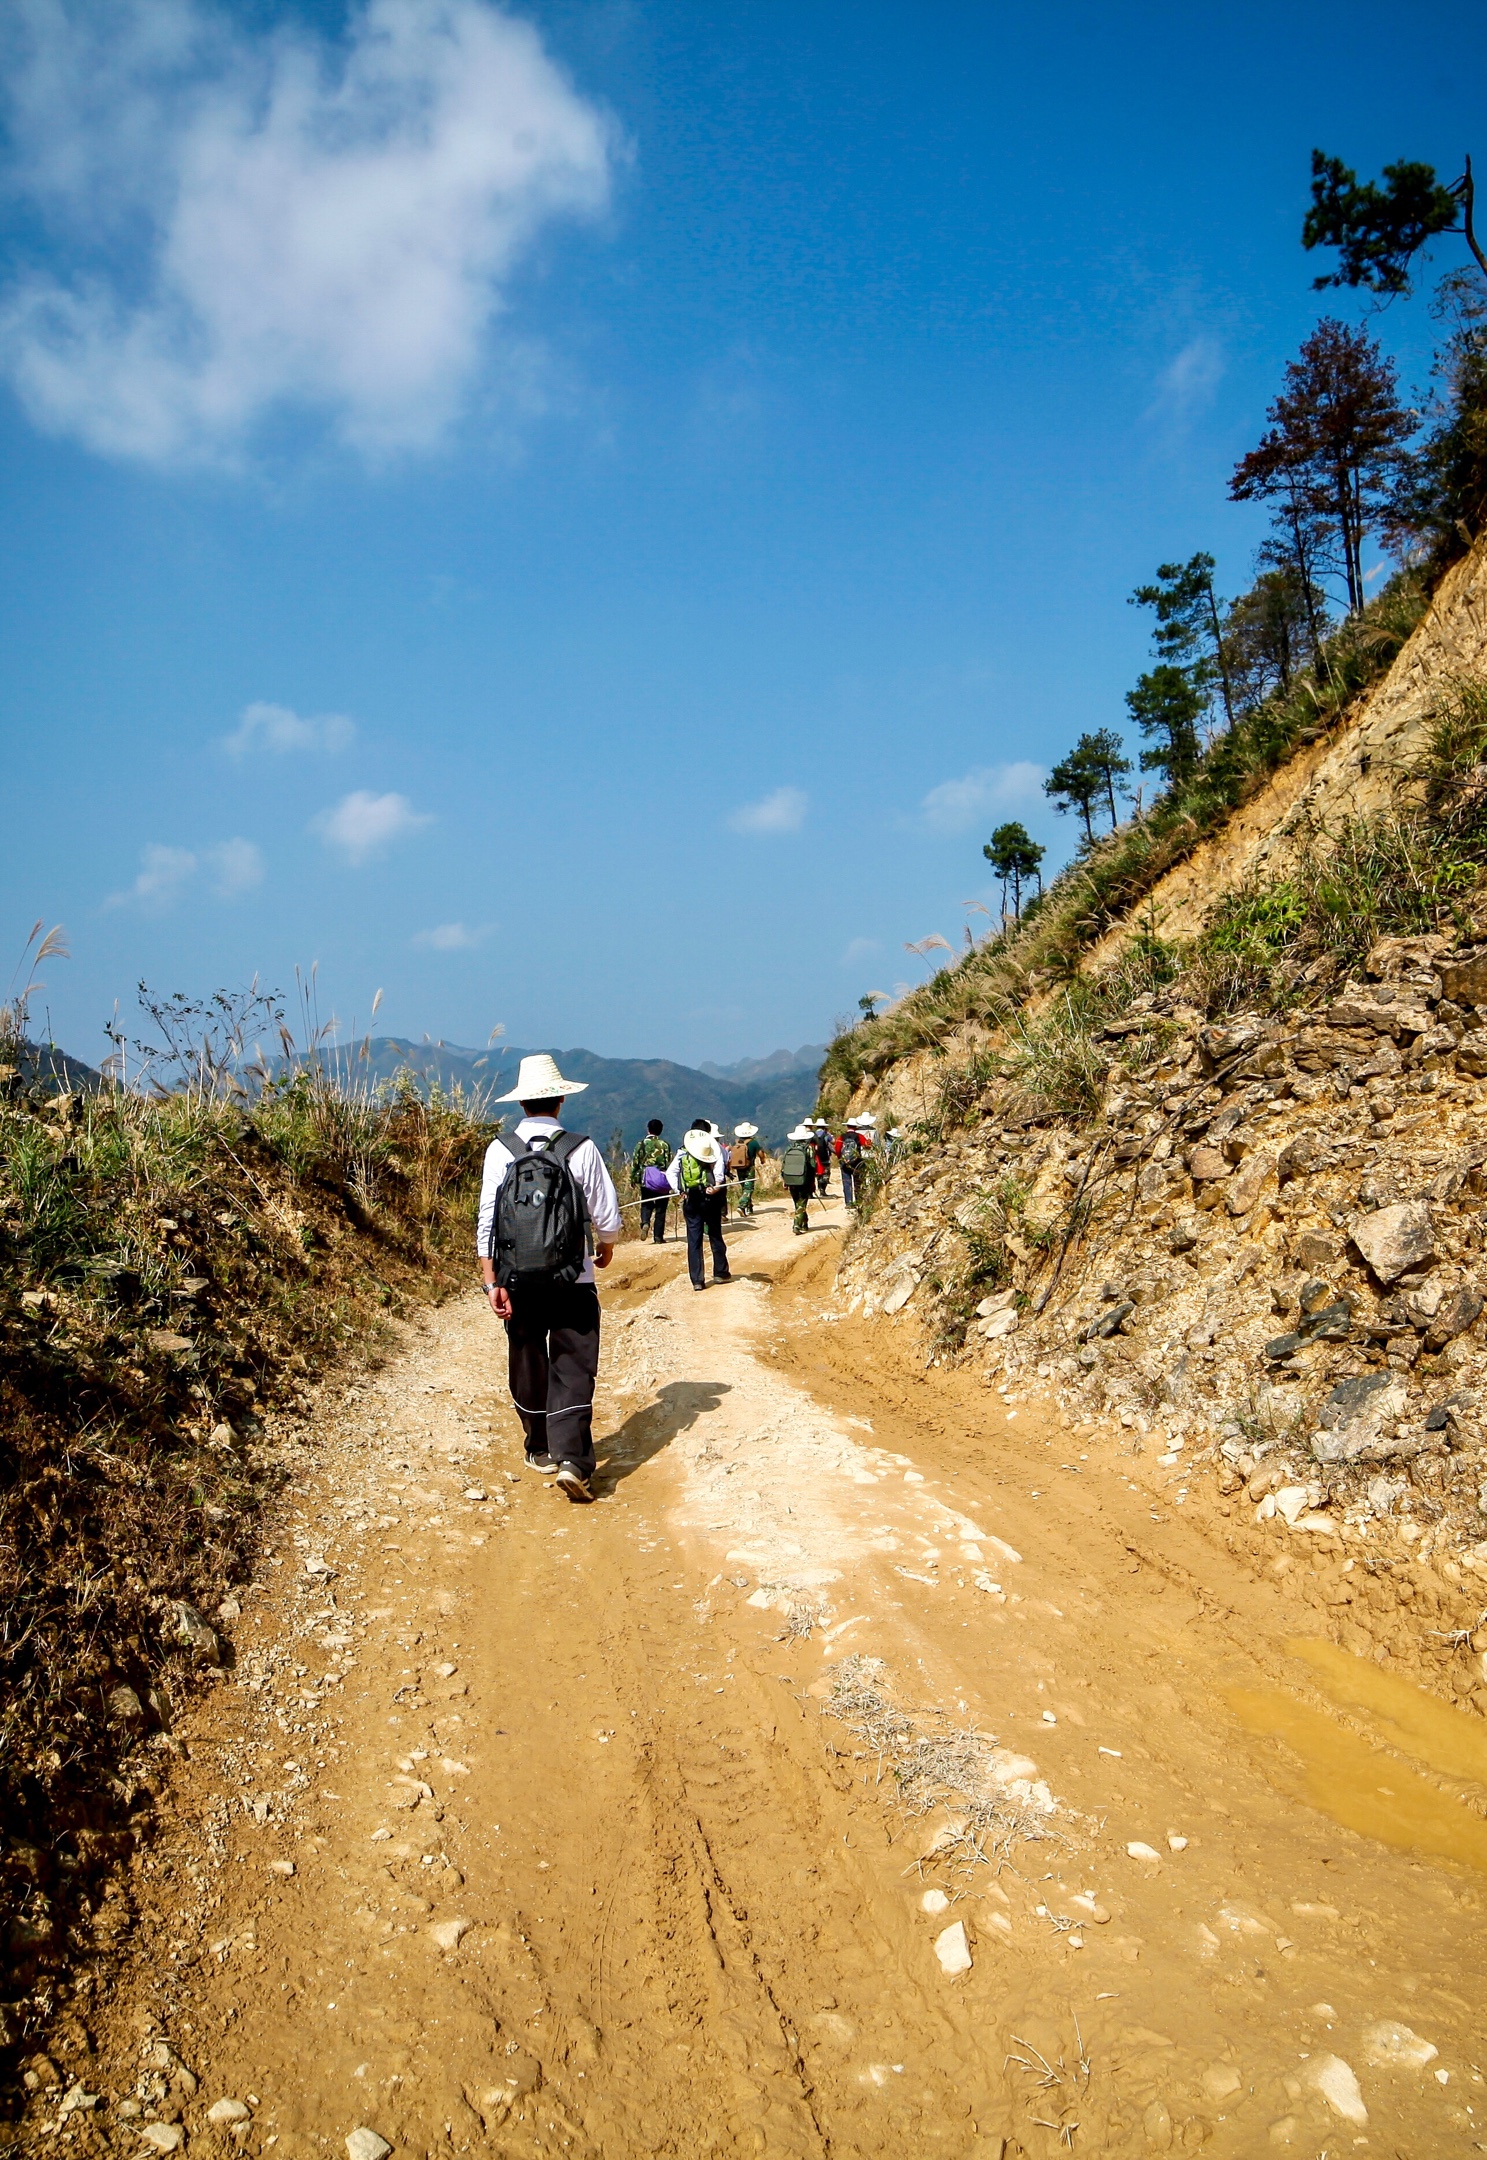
[[714, 1272, 733, 1283], [692, 1281, 707, 1292], [525, 1451, 557, 1473], [555, 1463, 594, 1504]]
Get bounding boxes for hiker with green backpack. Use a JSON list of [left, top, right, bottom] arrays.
[[477, 1054, 623, 1504], [667, 1119, 732, 1290], [780, 1124, 816, 1234], [835, 1113, 874, 1207]]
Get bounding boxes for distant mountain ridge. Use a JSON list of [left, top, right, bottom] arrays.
[[315, 1038, 824, 1151], [698, 1044, 827, 1084]]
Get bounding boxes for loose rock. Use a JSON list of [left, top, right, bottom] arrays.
[[933, 1919, 972, 1975], [346, 2131, 392, 2160]]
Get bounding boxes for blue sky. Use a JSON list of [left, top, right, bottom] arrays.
[[2, 0, 1482, 1070]]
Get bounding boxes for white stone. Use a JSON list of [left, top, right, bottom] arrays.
[[430, 1917, 471, 1951], [139, 2129, 185, 2154], [1126, 1841, 1162, 1863], [432, 1662, 458, 1678], [920, 1889, 950, 1914], [346, 2131, 392, 2160], [1361, 2020, 1437, 2070], [267, 1860, 295, 1876], [462, 1487, 486, 1501], [1273, 1486, 1311, 1527], [1305, 2054, 1367, 2124], [934, 1920, 972, 1975], [882, 1275, 917, 1315], [207, 2100, 251, 2124], [1166, 1834, 1188, 1851]]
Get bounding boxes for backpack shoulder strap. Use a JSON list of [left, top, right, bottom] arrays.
[[548, 1130, 587, 1166], [499, 1129, 530, 1161]]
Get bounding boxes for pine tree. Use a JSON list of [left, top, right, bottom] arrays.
[[983, 822, 1045, 923], [1044, 730, 1131, 839], [1304, 148, 1483, 298], [1043, 747, 1102, 842], [1125, 666, 1203, 788], [1229, 320, 1414, 614], [1130, 552, 1235, 731], [1223, 555, 1327, 709]]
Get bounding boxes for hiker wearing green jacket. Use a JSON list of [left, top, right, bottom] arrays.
[[728, 1123, 764, 1215], [780, 1124, 815, 1234], [631, 1118, 671, 1243]]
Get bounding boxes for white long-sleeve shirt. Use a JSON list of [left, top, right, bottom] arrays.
[[666, 1135, 727, 1195], [475, 1117, 623, 1286]]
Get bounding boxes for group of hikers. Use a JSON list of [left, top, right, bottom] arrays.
[[477, 1051, 899, 1504]]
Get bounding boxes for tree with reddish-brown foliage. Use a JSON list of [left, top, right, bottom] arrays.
[[1229, 319, 1414, 614]]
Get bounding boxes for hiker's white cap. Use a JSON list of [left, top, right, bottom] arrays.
[[496, 1052, 588, 1103], [683, 1127, 721, 1163], [733, 1122, 759, 1138]]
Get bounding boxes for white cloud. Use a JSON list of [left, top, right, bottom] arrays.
[[224, 700, 355, 757], [312, 788, 432, 864], [918, 761, 1043, 835], [410, 920, 492, 951], [105, 835, 261, 909], [1146, 336, 1224, 431], [206, 836, 264, 895], [0, 0, 614, 465], [728, 786, 806, 836], [841, 936, 879, 966]]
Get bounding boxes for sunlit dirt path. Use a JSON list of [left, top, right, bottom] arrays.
[[31, 1197, 1487, 2158]]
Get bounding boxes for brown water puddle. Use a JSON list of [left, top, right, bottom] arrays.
[[1229, 1638, 1487, 1874]]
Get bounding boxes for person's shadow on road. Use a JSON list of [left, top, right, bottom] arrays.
[[598, 1380, 730, 1492]]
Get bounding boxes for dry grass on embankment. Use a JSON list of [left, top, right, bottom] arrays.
[[0, 1063, 490, 2035]]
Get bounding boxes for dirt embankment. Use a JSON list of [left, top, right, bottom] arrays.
[[6, 1200, 1487, 2160]]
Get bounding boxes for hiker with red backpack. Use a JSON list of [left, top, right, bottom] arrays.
[[667, 1118, 732, 1290], [477, 1054, 623, 1504], [631, 1118, 671, 1242]]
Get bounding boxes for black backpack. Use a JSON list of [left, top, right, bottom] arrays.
[[839, 1132, 862, 1170], [487, 1130, 590, 1291]]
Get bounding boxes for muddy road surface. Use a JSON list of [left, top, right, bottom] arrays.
[[25, 1199, 1487, 2158]]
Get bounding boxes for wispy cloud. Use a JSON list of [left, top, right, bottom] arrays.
[[918, 761, 1043, 835], [1146, 336, 1224, 432], [224, 700, 355, 757], [410, 920, 493, 951], [106, 836, 263, 911], [841, 936, 879, 966], [0, 0, 615, 465], [728, 786, 806, 836], [312, 789, 432, 865]]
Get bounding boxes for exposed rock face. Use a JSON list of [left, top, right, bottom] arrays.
[[1350, 1202, 1437, 1285]]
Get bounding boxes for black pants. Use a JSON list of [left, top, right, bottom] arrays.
[[640, 1194, 669, 1242], [683, 1191, 730, 1287], [504, 1281, 600, 1476]]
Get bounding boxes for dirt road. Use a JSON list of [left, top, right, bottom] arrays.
[[30, 1198, 1487, 2158]]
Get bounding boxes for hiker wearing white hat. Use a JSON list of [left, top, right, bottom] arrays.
[[780, 1124, 816, 1234], [476, 1054, 623, 1502], [727, 1122, 763, 1216], [835, 1114, 875, 1209], [666, 1118, 732, 1290], [811, 1118, 833, 1199]]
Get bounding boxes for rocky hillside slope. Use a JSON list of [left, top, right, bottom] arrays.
[[835, 537, 1487, 1719]]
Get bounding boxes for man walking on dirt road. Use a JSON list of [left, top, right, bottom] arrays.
[[631, 1117, 671, 1243], [668, 1119, 731, 1290], [478, 1053, 623, 1503]]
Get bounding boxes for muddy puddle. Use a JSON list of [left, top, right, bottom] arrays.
[[1230, 1637, 1487, 1874]]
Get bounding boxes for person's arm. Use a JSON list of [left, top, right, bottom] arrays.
[[476, 1140, 513, 1318], [576, 1139, 623, 1267], [665, 1149, 683, 1194]]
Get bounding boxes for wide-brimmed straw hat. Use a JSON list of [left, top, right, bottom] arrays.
[[496, 1052, 588, 1103], [683, 1127, 721, 1163], [787, 1123, 814, 1141], [854, 1113, 877, 1127], [734, 1122, 759, 1138]]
